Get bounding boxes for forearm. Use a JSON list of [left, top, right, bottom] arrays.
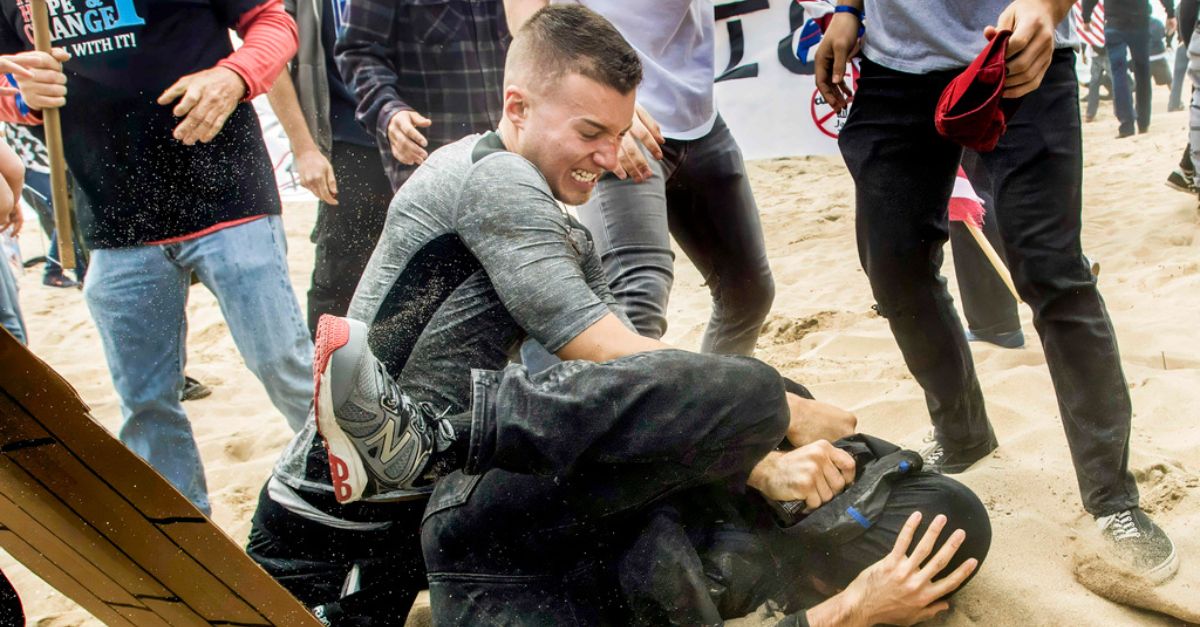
[[218, 0, 299, 100], [803, 593, 864, 627], [504, 0, 549, 33], [554, 312, 671, 362], [335, 3, 411, 139], [266, 70, 319, 154]]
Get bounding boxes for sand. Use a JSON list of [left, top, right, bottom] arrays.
[[2, 83, 1198, 625]]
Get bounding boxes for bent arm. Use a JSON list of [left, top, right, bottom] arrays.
[[218, 0, 299, 100], [335, 0, 411, 144]]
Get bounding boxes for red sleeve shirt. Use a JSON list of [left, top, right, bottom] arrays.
[[218, 0, 298, 101]]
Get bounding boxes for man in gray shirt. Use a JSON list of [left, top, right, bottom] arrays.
[[247, 6, 990, 624], [817, 0, 1178, 583]]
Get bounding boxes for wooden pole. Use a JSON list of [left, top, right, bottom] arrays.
[[965, 222, 1020, 303], [29, 0, 74, 270]]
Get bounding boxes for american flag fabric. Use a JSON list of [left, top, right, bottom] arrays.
[[1073, 0, 1106, 47], [949, 167, 986, 229]]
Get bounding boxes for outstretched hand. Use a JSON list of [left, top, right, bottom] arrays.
[[835, 512, 978, 626]]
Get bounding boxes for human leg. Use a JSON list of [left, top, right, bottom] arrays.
[[1170, 42, 1189, 110], [0, 258, 26, 344], [950, 151, 1021, 344], [1188, 33, 1200, 169], [184, 216, 313, 432], [1126, 24, 1153, 132], [666, 116, 775, 356], [1086, 48, 1106, 120], [423, 351, 790, 623], [306, 142, 393, 339], [838, 59, 996, 465], [83, 245, 207, 513], [573, 149, 676, 339], [246, 481, 427, 625], [981, 49, 1139, 517], [1105, 29, 1137, 136]]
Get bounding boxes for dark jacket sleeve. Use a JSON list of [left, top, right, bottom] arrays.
[[334, 0, 412, 142], [1162, 0, 1177, 18]]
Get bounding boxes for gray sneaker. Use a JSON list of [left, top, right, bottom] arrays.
[[313, 315, 454, 504], [1096, 508, 1179, 584]]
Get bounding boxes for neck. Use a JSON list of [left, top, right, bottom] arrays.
[[497, 119, 519, 153]]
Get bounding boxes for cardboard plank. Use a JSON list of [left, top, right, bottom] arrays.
[[163, 521, 332, 625], [4, 446, 267, 624], [0, 529, 138, 627], [0, 331, 321, 626], [0, 491, 140, 606], [0, 456, 174, 599]]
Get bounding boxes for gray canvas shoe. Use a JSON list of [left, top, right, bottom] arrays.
[[313, 315, 454, 504], [1096, 507, 1179, 584]]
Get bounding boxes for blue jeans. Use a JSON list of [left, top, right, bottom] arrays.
[[84, 216, 312, 514], [1106, 24, 1153, 135], [0, 257, 26, 344]]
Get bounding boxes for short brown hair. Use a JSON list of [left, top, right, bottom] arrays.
[[507, 5, 642, 95]]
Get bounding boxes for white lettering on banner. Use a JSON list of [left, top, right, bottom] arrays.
[[713, 0, 856, 159]]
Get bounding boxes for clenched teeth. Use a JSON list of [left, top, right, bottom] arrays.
[[571, 169, 598, 182]]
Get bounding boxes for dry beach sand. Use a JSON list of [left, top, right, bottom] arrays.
[[2, 84, 1198, 625]]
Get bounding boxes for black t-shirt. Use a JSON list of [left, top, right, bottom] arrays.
[[323, 0, 370, 147], [0, 0, 281, 249]]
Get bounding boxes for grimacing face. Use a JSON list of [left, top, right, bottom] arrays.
[[509, 72, 635, 205]]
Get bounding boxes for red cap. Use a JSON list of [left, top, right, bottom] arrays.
[[934, 30, 1021, 153]]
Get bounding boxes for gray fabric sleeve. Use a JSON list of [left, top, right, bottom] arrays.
[[456, 154, 613, 353]]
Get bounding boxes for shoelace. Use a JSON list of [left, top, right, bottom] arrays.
[[377, 362, 456, 447], [1105, 510, 1142, 541], [923, 444, 946, 465]]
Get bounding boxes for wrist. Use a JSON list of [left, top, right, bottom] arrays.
[[747, 452, 780, 494], [805, 592, 865, 627]]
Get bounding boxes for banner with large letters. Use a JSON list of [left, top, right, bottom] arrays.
[[713, 0, 854, 160]]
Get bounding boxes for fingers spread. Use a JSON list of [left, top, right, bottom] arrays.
[[891, 511, 923, 557], [929, 557, 979, 599], [906, 513, 947, 566]]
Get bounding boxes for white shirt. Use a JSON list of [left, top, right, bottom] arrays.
[[557, 0, 718, 139]]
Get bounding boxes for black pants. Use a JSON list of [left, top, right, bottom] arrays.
[[840, 49, 1138, 516], [950, 151, 1020, 337], [0, 570, 21, 627], [307, 141, 393, 339], [245, 483, 427, 625], [422, 352, 989, 624]]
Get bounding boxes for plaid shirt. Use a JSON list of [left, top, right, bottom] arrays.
[[335, 0, 509, 190]]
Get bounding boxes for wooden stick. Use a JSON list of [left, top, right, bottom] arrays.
[[964, 222, 1020, 303], [29, 0, 74, 270]]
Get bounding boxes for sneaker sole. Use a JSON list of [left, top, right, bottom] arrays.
[[314, 315, 368, 504], [1164, 179, 1196, 194]]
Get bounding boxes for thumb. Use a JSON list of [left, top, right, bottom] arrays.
[[413, 112, 432, 127], [50, 47, 71, 62], [984, 25, 998, 40]]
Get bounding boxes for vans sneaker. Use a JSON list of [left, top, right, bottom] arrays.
[[1096, 508, 1179, 584]]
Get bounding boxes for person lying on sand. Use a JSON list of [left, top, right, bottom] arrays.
[[249, 7, 992, 625]]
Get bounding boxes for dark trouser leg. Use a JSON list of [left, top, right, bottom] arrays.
[[574, 153, 676, 340], [424, 350, 789, 624], [245, 482, 426, 623], [950, 151, 1020, 337], [1127, 25, 1154, 132], [1086, 49, 1106, 120], [981, 49, 1139, 516], [1106, 28, 1137, 135], [1171, 42, 1189, 109], [306, 141, 393, 339], [667, 116, 775, 356], [838, 59, 995, 456]]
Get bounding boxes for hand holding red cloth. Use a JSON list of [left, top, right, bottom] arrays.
[[934, 30, 1022, 153]]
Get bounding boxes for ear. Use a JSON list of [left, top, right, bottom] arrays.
[[503, 84, 529, 130]]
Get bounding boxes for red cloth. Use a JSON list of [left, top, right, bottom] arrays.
[[143, 215, 267, 245], [934, 30, 1021, 153], [217, 0, 298, 101]]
